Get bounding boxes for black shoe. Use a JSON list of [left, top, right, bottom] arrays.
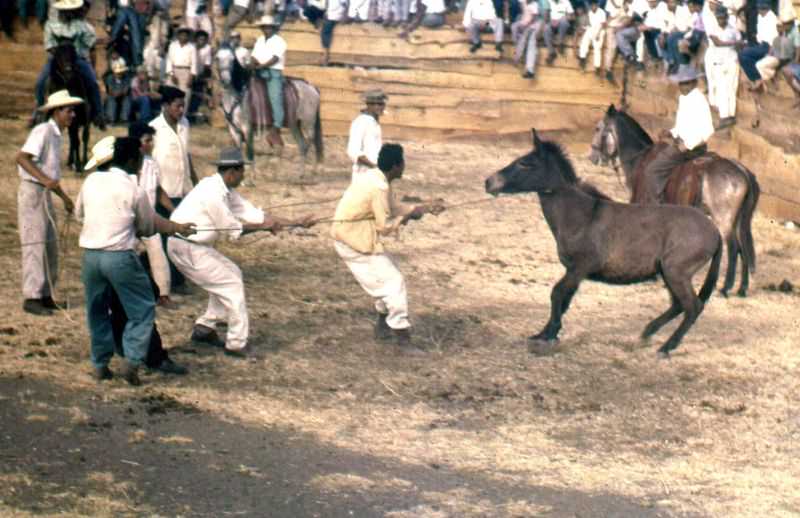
[[495, 42, 503, 53], [469, 41, 482, 53], [522, 70, 535, 79], [635, 62, 645, 72], [40, 296, 64, 310], [93, 365, 113, 381], [392, 329, 426, 354], [605, 70, 617, 85], [625, 54, 637, 64], [191, 324, 225, 348], [578, 57, 586, 71], [224, 345, 254, 359], [119, 361, 141, 386], [23, 299, 52, 316], [374, 313, 392, 340], [153, 358, 188, 375], [546, 52, 556, 65], [558, 42, 566, 56]]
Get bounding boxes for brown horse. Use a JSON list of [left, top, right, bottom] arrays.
[[589, 105, 759, 298], [486, 130, 722, 358]]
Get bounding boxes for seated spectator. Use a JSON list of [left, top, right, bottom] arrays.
[[105, 61, 132, 124], [544, 0, 575, 64], [752, 15, 797, 91], [640, 0, 668, 65], [185, 0, 213, 39], [131, 65, 162, 122], [603, 0, 633, 84], [674, 0, 703, 66], [348, 0, 370, 21], [663, 0, 692, 74], [109, 0, 145, 66], [464, 0, 505, 55], [616, 12, 646, 69], [400, 0, 447, 39], [511, 0, 543, 77], [782, 18, 800, 107], [189, 29, 213, 121], [315, 0, 347, 65], [18, 0, 48, 28], [738, 0, 778, 88], [578, 0, 606, 74]]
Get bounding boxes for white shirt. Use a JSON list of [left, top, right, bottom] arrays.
[[671, 3, 692, 32], [347, 112, 382, 177], [605, 0, 632, 27], [587, 7, 607, 29], [18, 119, 62, 184], [233, 0, 249, 8], [670, 87, 714, 150], [706, 17, 740, 63], [326, 0, 348, 20], [166, 41, 198, 75], [185, 0, 201, 16], [463, 0, 498, 26], [642, 1, 668, 30], [252, 34, 287, 70], [756, 10, 778, 45], [234, 45, 251, 66], [550, 0, 573, 21], [170, 173, 264, 245], [631, 0, 650, 17], [411, 0, 446, 14], [138, 156, 162, 209], [197, 44, 213, 68], [150, 113, 193, 198], [77, 167, 156, 251]]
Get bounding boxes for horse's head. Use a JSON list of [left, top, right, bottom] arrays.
[[52, 42, 78, 81], [485, 129, 577, 195], [589, 104, 619, 168]]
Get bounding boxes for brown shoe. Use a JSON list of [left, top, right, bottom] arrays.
[[93, 365, 113, 381], [191, 324, 226, 348], [119, 361, 141, 386]]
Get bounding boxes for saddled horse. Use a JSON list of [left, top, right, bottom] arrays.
[[216, 46, 323, 164], [589, 105, 759, 298], [40, 43, 95, 172], [486, 129, 722, 358]]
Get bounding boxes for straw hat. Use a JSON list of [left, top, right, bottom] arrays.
[[112, 62, 128, 75], [362, 88, 389, 104], [668, 64, 703, 84], [85, 136, 116, 170], [38, 89, 84, 112], [52, 0, 83, 10], [212, 147, 251, 167], [256, 14, 279, 26]]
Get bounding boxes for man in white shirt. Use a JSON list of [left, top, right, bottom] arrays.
[[185, 0, 214, 40], [464, 0, 504, 54], [15, 90, 82, 316], [544, 0, 574, 65], [578, 0, 606, 73], [603, 0, 633, 84], [738, 0, 778, 83], [642, 65, 714, 203], [77, 137, 194, 385], [400, 0, 447, 39], [663, 0, 693, 73], [167, 148, 311, 358], [348, 89, 386, 181], [166, 26, 198, 110], [320, 0, 347, 65], [705, 5, 741, 128], [251, 15, 288, 148], [150, 86, 198, 291]]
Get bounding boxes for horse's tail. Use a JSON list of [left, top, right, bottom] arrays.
[[737, 166, 760, 274], [699, 235, 723, 303], [313, 105, 324, 162]]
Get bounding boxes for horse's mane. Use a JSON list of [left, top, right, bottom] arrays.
[[614, 110, 653, 147], [540, 140, 578, 184]]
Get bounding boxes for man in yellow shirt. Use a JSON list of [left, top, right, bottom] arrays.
[[331, 144, 444, 349]]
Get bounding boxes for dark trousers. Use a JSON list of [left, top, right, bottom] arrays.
[[110, 277, 169, 369], [321, 19, 337, 49], [644, 142, 706, 203], [156, 197, 185, 288], [739, 42, 770, 81], [643, 29, 661, 60]]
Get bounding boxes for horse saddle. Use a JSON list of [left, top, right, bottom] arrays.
[[247, 76, 299, 134]]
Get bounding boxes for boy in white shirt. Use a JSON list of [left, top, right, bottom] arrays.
[[705, 5, 741, 128], [578, 0, 606, 74], [166, 26, 198, 110]]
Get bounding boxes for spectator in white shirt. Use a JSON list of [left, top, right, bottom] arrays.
[[464, 0, 504, 55], [512, 0, 544, 78], [166, 26, 198, 110], [663, 0, 693, 73], [251, 15, 288, 148], [167, 148, 312, 358], [642, 65, 714, 203], [348, 89, 386, 180], [543, 0, 574, 65], [578, 0, 606, 74], [705, 5, 741, 128], [77, 136, 194, 385], [320, 0, 348, 65], [190, 29, 214, 121], [400, 0, 447, 39], [640, 0, 668, 63], [738, 0, 778, 83], [603, 0, 634, 84], [185, 0, 214, 39]]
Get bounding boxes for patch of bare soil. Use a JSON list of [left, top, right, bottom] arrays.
[[1, 119, 799, 517]]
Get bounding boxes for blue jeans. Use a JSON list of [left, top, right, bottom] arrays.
[[35, 58, 102, 119], [739, 42, 770, 81], [104, 94, 131, 123], [665, 30, 685, 65], [260, 69, 284, 128], [82, 249, 155, 369], [111, 7, 143, 65], [133, 95, 154, 122]]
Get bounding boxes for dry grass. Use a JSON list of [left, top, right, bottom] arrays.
[[0, 118, 799, 516]]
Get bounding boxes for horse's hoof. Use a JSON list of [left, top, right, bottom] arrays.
[[736, 290, 747, 298], [656, 350, 670, 360], [527, 337, 560, 356], [718, 289, 729, 298]]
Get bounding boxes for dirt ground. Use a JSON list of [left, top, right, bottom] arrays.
[[0, 117, 799, 517]]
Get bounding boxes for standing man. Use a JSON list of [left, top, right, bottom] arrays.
[[16, 90, 83, 316], [347, 89, 387, 182], [705, 5, 741, 128], [642, 65, 714, 204], [166, 26, 198, 110], [76, 136, 195, 385], [167, 148, 312, 358], [251, 15, 288, 149], [150, 85, 198, 291], [332, 143, 445, 349]]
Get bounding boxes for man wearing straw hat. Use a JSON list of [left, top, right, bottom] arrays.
[[77, 136, 196, 385], [251, 14, 288, 149], [642, 64, 714, 204], [167, 148, 313, 359], [347, 88, 387, 182], [15, 90, 83, 316]]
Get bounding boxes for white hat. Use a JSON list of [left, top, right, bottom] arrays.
[[112, 62, 129, 74], [256, 14, 279, 26], [38, 89, 84, 112], [85, 136, 116, 170], [52, 0, 83, 9]]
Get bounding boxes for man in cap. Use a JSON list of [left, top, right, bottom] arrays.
[[347, 89, 387, 182], [166, 26, 198, 109], [738, 0, 778, 87], [332, 143, 445, 350], [16, 90, 83, 316], [76, 136, 196, 385], [34, 0, 102, 126], [642, 64, 714, 203], [251, 15, 288, 149], [149, 85, 198, 292], [705, 4, 741, 129], [167, 148, 314, 358]]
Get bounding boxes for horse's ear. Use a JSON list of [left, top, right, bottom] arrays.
[[531, 128, 541, 151], [607, 104, 616, 115]]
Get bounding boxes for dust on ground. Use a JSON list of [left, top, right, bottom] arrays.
[[1, 118, 799, 517]]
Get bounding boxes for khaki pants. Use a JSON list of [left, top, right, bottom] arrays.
[[169, 68, 193, 112], [140, 234, 171, 297], [603, 27, 619, 71], [706, 56, 739, 119], [18, 181, 58, 299], [755, 55, 781, 82]]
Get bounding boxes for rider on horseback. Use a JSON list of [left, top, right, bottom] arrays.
[[35, 0, 102, 124], [643, 64, 714, 204], [251, 15, 287, 148]]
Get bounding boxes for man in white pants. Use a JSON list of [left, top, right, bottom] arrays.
[[347, 89, 386, 182], [332, 143, 445, 349], [705, 5, 740, 128], [167, 148, 312, 358], [578, 0, 607, 74]]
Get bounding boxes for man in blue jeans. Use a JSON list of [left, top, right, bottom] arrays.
[[76, 137, 195, 385], [109, 0, 144, 66], [251, 15, 287, 148]]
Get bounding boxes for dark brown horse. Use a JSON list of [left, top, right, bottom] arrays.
[[589, 105, 759, 297], [486, 130, 722, 358]]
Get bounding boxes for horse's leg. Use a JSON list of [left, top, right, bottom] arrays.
[[656, 271, 703, 358], [291, 122, 308, 159], [530, 270, 582, 343], [719, 231, 738, 298], [81, 122, 90, 172], [69, 123, 79, 171], [641, 289, 682, 340]]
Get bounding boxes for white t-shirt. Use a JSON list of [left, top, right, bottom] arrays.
[[347, 112, 382, 178], [587, 6, 607, 34], [252, 34, 287, 70], [18, 119, 62, 183], [550, 0, 574, 21], [326, 0, 348, 20]]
